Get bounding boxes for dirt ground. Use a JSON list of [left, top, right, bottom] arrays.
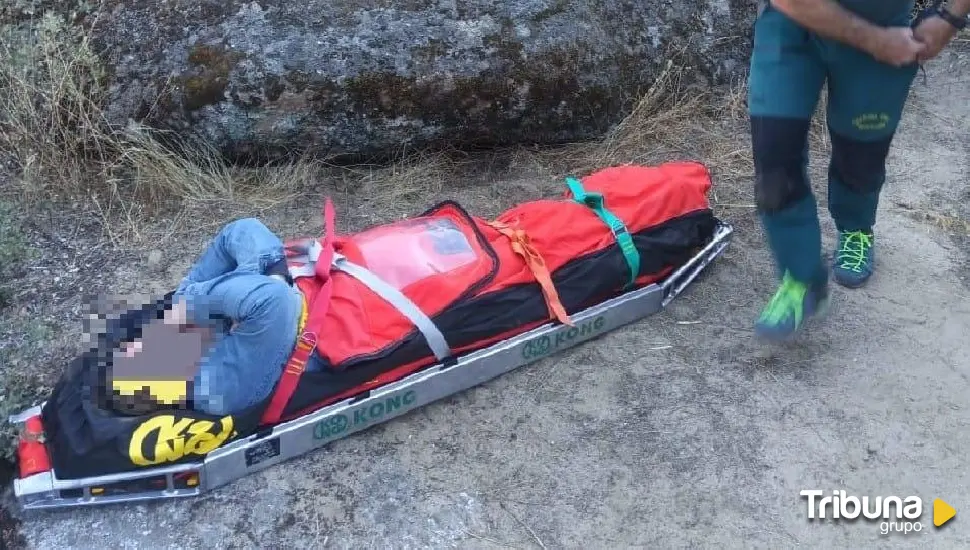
[[2, 42, 970, 549]]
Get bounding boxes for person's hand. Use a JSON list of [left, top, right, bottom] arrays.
[[913, 16, 958, 62], [869, 26, 927, 66]]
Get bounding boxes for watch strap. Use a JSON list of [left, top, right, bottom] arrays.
[[936, 4, 968, 30]]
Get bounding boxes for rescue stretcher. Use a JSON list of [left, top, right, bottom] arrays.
[[6, 162, 733, 512]]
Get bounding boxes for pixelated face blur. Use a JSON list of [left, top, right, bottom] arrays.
[[111, 318, 214, 385]]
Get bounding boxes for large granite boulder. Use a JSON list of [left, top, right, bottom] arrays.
[[90, 0, 758, 161]]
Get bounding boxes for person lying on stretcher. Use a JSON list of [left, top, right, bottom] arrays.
[[106, 218, 319, 416]]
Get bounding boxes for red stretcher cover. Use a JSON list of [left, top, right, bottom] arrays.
[[39, 161, 718, 479]]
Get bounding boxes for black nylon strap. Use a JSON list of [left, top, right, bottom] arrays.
[[914, 1, 968, 30], [937, 5, 968, 29], [265, 258, 294, 286]]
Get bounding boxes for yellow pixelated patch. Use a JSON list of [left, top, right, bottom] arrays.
[[112, 379, 189, 405]]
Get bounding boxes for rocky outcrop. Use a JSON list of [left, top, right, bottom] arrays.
[[90, 0, 758, 161]]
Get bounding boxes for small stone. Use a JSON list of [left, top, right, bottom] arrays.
[[147, 249, 163, 267]]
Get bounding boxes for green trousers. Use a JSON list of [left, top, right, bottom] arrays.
[[747, 4, 917, 285]]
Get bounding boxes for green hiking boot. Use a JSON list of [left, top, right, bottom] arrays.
[[832, 230, 874, 288], [754, 271, 830, 342]]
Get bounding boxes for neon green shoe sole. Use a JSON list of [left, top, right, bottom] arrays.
[[754, 271, 830, 342]]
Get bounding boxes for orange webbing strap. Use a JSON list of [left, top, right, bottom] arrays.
[[260, 198, 337, 426], [488, 220, 572, 326]]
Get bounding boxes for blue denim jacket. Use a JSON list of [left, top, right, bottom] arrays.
[[173, 218, 309, 416]]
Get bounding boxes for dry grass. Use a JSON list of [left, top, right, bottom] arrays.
[[898, 204, 970, 236], [0, 9, 320, 244], [0, 0, 951, 252], [347, 150, 461, 211], [503, 54, 831, 216], [450, 56, 757, 214], [0, 5, 840, 246], [493, 53, 831, 216], [349, 57, 840, 222], [0, 11, 115, 203], [329, 49, 773, 222], [0, 7, 763, 245]]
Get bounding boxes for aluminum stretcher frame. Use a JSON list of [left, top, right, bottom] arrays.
[[9, 221, 733, 513]]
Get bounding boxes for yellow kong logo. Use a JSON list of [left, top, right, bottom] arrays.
[[128, 415, 235, 466]]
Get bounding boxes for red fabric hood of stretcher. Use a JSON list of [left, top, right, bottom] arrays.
[[291, 161, 713, 369]]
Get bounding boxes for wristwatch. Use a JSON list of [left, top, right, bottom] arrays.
[[935, 2, 969, 30]]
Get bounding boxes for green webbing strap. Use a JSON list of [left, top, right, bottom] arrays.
[[565, 177, 641, 288]]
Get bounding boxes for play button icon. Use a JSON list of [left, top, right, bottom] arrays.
[[934, 498, 956, 527]]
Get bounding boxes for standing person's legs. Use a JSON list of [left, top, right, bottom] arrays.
[[748, 6, 830, 340], [822, 39, 918, 288]]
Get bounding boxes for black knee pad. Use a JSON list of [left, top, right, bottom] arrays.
[[829, 131, 892, 194], [751, 116, 812, 213]]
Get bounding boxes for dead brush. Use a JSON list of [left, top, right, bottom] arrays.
[[576, 58, 708, 171], [527, 57, 708, 180], [508, 50, 760, 214], [0, 11, 116, 205], [0, 9, 320, 244], [114, 123, 324, 205], [349, 149, 463, 218], [0, 7, 834, 244]]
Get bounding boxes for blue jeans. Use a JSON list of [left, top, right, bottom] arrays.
[[174, 218, 305, 415]]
